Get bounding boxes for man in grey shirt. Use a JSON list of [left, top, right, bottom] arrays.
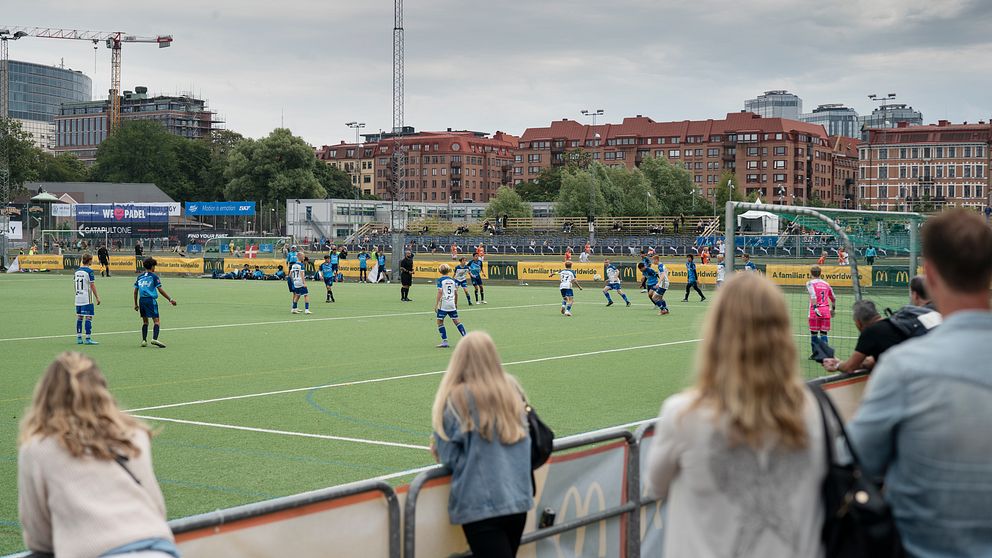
[[848, 209, 992, 558]]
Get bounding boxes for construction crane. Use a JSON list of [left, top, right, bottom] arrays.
[[0, 26, 173, 132]]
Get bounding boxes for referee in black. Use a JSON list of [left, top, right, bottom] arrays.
[[399, 249, 415, 302], [97, 243, 111, 277]]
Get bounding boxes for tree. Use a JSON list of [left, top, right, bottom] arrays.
[[223, 128, 326, 205], [0, 118, 41, 188], [555, 166, 608, 217], [36, 152, 89, 182], [485, 186, 531, 219], [595, 165, 660, 217], [515, 166, 562, 202], [313, 162, 354, 199], [638, 156, 710, 215], [200, 129, 247, 201], [713, 172, 745, 213]]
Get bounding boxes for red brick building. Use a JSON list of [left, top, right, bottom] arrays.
[[830, 136, 859, 208], [860, 121, 991, 211], [516, 112, 841, 205]]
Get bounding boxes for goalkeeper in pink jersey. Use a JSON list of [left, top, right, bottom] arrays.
[[806, 266, 836, 360]]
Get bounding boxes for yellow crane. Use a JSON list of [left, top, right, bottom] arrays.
[[1, 26, 172, 132]]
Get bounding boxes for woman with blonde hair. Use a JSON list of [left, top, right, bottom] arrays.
[[18, 352, 177, 558], [431, 331, 533, 558], [645, 273, 826, 558]]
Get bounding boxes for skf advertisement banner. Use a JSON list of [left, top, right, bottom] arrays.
[[765, 264, 873, 288], [16, 255, 64, 270], [185, 201, 256, 216], [223, 258, 284, 274], [75, 204, 170, 222], [154, 257, 203, 274]]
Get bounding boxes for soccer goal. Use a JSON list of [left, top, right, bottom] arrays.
[[201, 236, 292, 258], [724, 202, 925, 378], [38, 229, 105, 253]]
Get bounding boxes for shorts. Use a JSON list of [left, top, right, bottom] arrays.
[[138, 298, 159, 319], [560, 288, 574, 298], [294, 286, 309, 296], [809, 315, 831, 331], [653, 286, 667, 296], [75, 304, 95, 317], [324, 278, 335, 287], [286, 277, 295, 292], [866, 257, 875, 265], [331, 263, 339, 273], [436, 309, 459, 320], [606, 283, 622, 291], [401, 275, 413, 287], [470, 276, 483, 286], [455, 279, 468, 288]]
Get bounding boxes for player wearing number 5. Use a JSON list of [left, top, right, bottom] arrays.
[[74, 254, 102, 345], [552, 260, 583, 317], [806, 265, 836, 360], [435, 264, 468, 348], [133, 258, 176, 348]]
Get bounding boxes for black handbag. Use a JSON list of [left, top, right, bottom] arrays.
[[810, 385, 904, 558], [526, 403, 554, 470]]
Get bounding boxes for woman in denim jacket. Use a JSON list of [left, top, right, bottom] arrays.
[[431, 332, 534, 558]]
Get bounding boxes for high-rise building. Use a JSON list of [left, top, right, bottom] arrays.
[[3, 60, 92, 151], [802, 104, 860, 139], [53, 86, 220, 163], [859, 120, 990, 211], [744, 90, 803, 120], [517, 112, 841, 205], [858, 103, 923, 139]]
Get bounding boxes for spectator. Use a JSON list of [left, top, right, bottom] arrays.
[[18, 352, 177, 557], [909, 275, 935, 310], [134, 242, 143, 257], [273, 265, 287, 280], [822, 300, 906, 373], [865, 244, 877, 265], [252, 266, 265, 280], [645, 273, 826, 557], [431, 332, 532, 558], [848, 209, 992, 557]]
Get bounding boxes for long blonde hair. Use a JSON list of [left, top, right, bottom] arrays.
[[690, 273, 808, 449], [432, 332, 527, 444], [19, 352, 148, 459]]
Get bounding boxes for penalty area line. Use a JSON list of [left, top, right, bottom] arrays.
[[126, 338, 702, 413], [131, 415, 430, 451]]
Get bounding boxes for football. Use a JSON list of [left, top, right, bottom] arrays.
[[593, 274, 602, 281]]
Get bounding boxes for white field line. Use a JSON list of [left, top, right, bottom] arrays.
[[125, 338, 702, 413], [0, 302, 560, 343], [132, 414, 430, 451]]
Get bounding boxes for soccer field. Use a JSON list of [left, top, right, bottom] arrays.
[[0, 270, 908, 554]]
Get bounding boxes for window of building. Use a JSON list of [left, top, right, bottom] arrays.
[[746, 147, 759, 156], [528, 153, 541, 163], [879, 166, 889, 179], [948, 165, 956, 178], [977, 165, 985, 178], [747, 160, 758, 169], [878, 148, 888, 160], [773, 173, 786, 182], [707, 148, 719, 157], [964, 165, 972, 178], [773, 160, 786, 169], [964, 146, 973, 158], [669, 149, 679, 158]]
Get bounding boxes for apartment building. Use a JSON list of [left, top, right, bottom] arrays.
[[316, 142, 377, 196]]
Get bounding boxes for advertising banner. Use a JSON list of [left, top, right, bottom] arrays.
[[185, 201, 256, 216], [2, 220, 23, 239], [153, 257, 204, 274], [51, 203, 72, 217], [519, 261, 602, 282], [75, 204, 170, 222], [765, 264, 873, 288], [871, 266, 921, 288], [77, 222, 169, 238], [223, 258, 284, 274], [486, 260, 518, 280], [664, 263, 718, 285], [16, 255, 64, 270], [179, 230, 232, 243]]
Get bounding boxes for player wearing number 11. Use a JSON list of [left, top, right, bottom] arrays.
[[74, 254, 101, 345], [435, 264, 468, 348]]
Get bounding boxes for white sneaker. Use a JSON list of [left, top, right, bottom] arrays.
[[304, 310, 312, 315], [564, 311, 572, 317], [481, 300, 487, 304], [291, 309, 301, 314]]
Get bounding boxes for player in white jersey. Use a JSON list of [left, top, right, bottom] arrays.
[[73, 254, 102, 345], [290, 258, 311, 315], [601, 259, 630, 307], [452, 257, 474, 305], [716, 254, 726, 288], [551, 260, 583, 316], [435, 264, 467, 348]]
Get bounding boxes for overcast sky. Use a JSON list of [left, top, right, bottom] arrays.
[[6, 0, 992, 145]]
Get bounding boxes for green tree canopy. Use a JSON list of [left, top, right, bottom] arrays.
[[555, 166, 608, 217], [36, 152, 88, 183], [223, 128, 325, 205], [313, 162, 355, 200], [0, 118, 41, 189], [484, 186, 531, 219], [638, 156, 711, 215]]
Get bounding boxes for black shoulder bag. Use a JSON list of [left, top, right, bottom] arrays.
[[810, 385, 904, 558], [525, 402, 554, 496]]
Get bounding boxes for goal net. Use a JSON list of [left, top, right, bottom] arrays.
[[725, 202, 925, 379], [201, 236, 292, 258]]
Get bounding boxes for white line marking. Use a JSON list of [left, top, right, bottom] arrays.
[[125, 339, 702, 413], [132, 414, 430, 451], [0, 302, 559, 342], [370, 464, 439, 482]]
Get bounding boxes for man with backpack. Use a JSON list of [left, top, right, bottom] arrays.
[[822, 300, 912, 373]]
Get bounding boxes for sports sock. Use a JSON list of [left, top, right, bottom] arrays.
[[621, 293, 629, 303], [654, 299, 665, 308], [480, 290, 484, 301], [457, 323, 467, 336], [661, 299, 668, 310], [566, 304, 572, 311], [820, 333, 829, 347], [562, 300, 567, 308], [438, 326, 447, 340], [76, 318, 83, 335], [141, 324, 148, 341], [810, 334, 819, 354], [305, 302, 309, 310], [604, 292, 612, 302], [152, 324, 160, 340], [292, 301, 298, 309], [84, 320, 92, 338], [474, 290, 479, 302], [330, 292, 334, 302]]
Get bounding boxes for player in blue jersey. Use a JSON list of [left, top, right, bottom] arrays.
[[318, 254, 336, 303], [453, 257, 474, 305], [683, 254, 706, 302], [639, 249, 651, 292], [133, 258, 177, 348], [375, 251, 389, 283], [638, 261, 670, 315], [551, 261, 583, 316], [329, 247, 340, 276], [601, 259, 630, 307], [742, 253, 758, 272], [73, 254, 102, 345], [357, 249, 370, 282], [468, 253, 486, 304], [286, 244, 301, 293], [435, 264, 467, 348], [290, 258, 311, 314]]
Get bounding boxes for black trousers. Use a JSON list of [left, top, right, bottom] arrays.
[[685, 281, 704, 300], [359, 268, 367, 281], [462, 512, 527, 558], [866, 256, 875, 265]]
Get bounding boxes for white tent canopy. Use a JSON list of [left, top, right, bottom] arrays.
[[737, 209, 780, 234]]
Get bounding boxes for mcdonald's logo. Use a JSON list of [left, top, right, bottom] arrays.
[[874, 270, 889, 283], [486, 261, 518, 280], [895, 270, 910, 285], [552, 483, 609, 557]]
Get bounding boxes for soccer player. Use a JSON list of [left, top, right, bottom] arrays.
[[602, 259, 630, 307], [837, 246, 850, 266], [357, 249, 370, 282], [637, 262, 669, 315], [74, 254, 101, 345], [865, 244, 877, 265], [806, 265, 837, 360], [329, 246, 340, 277], [97, 244, 111, 277], [639, 249, 651, 292], [435, 264, 467, 348], [290, 258, 312, 314], [683, 254, 706, 302], [318, 255, 336, 303], [716, 254, 726, 288], [376, 251, 389, 283], [286, 244, 301, 293], [743, 253, 758, 272], [469, 253, 486, 304], [133, 258, 177, 348], [817, 251, 827, 265], [453, 257, 474, 305], [552, 261, 583, 316]]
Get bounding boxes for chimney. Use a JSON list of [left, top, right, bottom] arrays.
[[636, 114, 642, 118], [447, 127, 452, 132], [937, 120, 949, 127]]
